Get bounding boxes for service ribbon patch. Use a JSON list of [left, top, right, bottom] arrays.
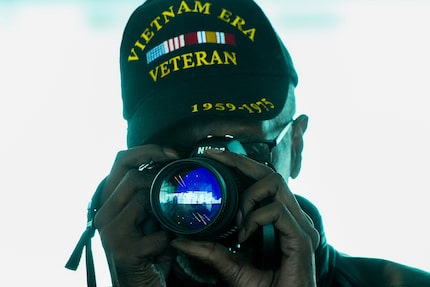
[[146, 31, 236, 64]]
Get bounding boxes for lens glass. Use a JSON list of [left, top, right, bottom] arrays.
[[158, 166, 223, 231]]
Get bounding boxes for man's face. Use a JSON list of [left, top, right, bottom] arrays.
[[149, 118, 276, 155], [147, 117, 294, 285]]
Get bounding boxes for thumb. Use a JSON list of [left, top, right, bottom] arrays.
[[171, 238, 240, 281]]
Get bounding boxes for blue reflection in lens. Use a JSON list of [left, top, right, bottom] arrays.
[[159, 167, 222, 230]]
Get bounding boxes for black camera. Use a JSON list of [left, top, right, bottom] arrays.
[[150, 135, 280, 268], [150, 135, 249, 242]]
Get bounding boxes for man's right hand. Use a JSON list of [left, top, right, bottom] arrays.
[[94, 145, 179, 287]]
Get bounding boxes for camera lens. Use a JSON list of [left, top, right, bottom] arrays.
[[150, 158, 239, 239]]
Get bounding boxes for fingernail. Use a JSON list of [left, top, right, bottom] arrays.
[[163, 147, 180, 158], [170, 238, 187, 249], [237, 228, 246, 243]]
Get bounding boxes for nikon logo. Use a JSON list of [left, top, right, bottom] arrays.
[[197, 146, 226, 154]]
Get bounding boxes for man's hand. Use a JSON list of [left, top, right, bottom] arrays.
[[94, 145, 179, 287], [171, 149, 320, 287]]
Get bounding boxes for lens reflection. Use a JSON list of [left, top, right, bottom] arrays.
[[158, 167, 222, 231]]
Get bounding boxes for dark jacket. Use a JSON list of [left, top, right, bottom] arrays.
[[297, 195, 430, 287]]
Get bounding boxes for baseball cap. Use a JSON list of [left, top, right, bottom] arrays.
[[120, 0, 298, 147]]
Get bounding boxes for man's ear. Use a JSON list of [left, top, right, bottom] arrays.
[[290, 114, 308, 179]]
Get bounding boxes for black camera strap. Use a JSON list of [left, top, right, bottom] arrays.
[[258, 193, 281, 270], [65, 179, 105, 287]]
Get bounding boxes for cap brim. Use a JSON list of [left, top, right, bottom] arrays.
[[127, 73, 289, 146]]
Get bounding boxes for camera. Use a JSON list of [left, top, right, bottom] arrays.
[[150, 135, 280, 268], [150, 135, 250, 242]]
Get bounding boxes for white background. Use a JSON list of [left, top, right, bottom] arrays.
[[0, 0, 429, 286]]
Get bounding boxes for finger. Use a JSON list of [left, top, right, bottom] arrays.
[[112, 145, 179, 175], [203, 149, 305, 219], [171, 239, 243, 283], [239, 173, 308, 227], [103, 227, 172, 267], [114, 190, 159, 235], [238, 201, 319, 251], [239, 172, 320, 248], [204, 149, 274, 181], [98, 192, 172, 261], [240, 172, 288, 217], [95, 169, 152, 228], [171, 238, 272, 287], [100, 145, 179, 206]]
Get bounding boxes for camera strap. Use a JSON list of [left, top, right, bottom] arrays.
[[65, 179, 105, 287], [261, 224, 277, 269], [259, 196, 281, 269]]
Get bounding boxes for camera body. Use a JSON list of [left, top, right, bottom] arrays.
[[150, 135, 249, 241]]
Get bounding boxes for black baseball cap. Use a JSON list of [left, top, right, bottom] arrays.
[[120, 0, 298, 147]]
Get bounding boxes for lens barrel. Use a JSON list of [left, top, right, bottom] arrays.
[[150, 157, 240, 240]]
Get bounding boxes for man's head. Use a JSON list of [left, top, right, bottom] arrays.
[[118, 0, 305, 284], [119, 0, 298, 148]]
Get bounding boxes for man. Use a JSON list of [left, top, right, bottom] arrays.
[[66, 0, 430, 286]]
